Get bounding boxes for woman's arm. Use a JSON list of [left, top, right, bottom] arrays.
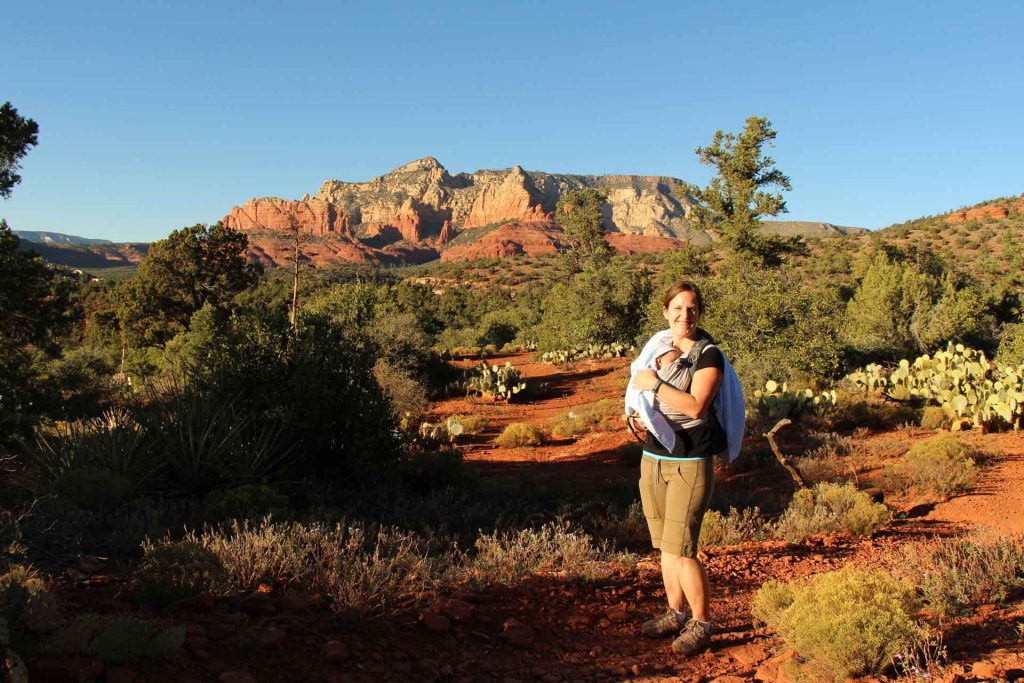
[[631, 366, 723, 420]]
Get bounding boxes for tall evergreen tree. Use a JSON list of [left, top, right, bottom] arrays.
[[0, 102, 39, 199], [556, 187, 612, 274], [683, 116, 805, 268]]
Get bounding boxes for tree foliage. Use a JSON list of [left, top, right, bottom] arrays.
[[116, 223, 260, 347], [0, 102, 39, 199], [556, 188, 612, 274], [683, 116, 805, 267]]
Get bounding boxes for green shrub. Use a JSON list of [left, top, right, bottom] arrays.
[[495, 423, 545, 448], [996, 321, 1024, 365], [919, 406, 947, 430], [548, 399, 621, 438], [750, 578, 795, 626], [202, 484, 289, 524], [900, 434, 976, 496], [134, 539, 225, 606], [902, 534, 1024, 618], [753, 567, 926, 680], [774, 483, 890, 542], [699, 507, 769, 548]]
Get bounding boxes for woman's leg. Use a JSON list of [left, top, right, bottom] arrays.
[[661, 551, 709, 622]]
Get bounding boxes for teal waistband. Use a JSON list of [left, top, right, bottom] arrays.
[[642, 450, 707, 462]]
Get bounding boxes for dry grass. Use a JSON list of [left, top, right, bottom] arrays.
[[774, 483, 891, 542], [548, 399, 621, 439], [896, 433, 977, 497]]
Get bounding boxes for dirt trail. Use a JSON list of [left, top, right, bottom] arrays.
[[924, 431, 1024, 534]]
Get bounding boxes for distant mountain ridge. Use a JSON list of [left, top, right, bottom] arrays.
[[222, 157, 867, 267], [14, 230, 114, 246]]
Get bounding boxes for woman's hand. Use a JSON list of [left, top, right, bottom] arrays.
[[631, 368, 659, 392]]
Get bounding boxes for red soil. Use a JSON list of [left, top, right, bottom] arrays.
[[36, 355, 1024, 683]]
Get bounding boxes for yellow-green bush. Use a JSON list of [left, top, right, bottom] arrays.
[[447, 414, 489, 436], [495, 422, 545, 448], [919, 406, 947, 430], [548, 399, 620, 438], [752, 567, 926, 680], [900, 433, 977, 496], [774, 482, 890, 542]]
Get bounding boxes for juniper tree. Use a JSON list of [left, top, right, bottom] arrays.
[[683, 116, 805, 268]]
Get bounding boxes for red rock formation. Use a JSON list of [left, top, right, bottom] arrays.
[[463, 166, 550, 228], [224, 197, 352, 237], [946, 204, 1010, 224], [440, 223, 561, 261], [437, 220, 455, 245], [606, 232, 689, 255]]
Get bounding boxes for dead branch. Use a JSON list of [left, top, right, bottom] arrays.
[[764, 418, 807, 489]]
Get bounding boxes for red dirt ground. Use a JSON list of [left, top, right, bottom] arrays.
[[31, 354, 1024, 683]]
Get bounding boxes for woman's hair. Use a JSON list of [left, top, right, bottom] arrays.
[[662, 281, 705, 314]]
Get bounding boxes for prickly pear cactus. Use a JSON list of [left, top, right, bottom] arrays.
[[844, 342, 1024, 431], [541, 342, 632, 364], [754, 380, 837, 420], [466, 361, 528, 401]]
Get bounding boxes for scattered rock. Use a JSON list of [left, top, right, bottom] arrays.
[[323, 640, 350, 662], [279, 591, 323, 612], [439, 598, 475, 622], [970, 661, 1002, 680], [754, 649, 798, 683], [419, 609, 451, 634], [710, 677, 748, 683], [207, 622, 236, 641], [105, 667, 136, 683], [240, 592, 276, 616], [564, 614, 593, 629], [500, 619, 535, 648], [722, 642, 769, 667], [30, 656, 103, 683], [256, 627, 287, 648], [604, 607, 630, 623], [218, 671, 257, 683]]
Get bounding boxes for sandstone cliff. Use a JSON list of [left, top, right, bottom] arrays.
[[221, 157, 857, 267]]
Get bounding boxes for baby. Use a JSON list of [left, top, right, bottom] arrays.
[[656, 347, 682, 371]]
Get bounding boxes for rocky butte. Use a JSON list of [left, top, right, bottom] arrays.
[[222, 157, 864, 267]]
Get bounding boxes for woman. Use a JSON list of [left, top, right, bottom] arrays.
[[629, 281, 724, 656]]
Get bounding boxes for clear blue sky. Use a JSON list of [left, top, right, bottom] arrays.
[[3, 0, 1022, 242]]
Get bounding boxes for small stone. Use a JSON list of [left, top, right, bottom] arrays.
[[219, 672, 257, 683], [500, 619, 535, 648], [564, 614, 592, 629], [186, 635, 209, 650], [723, 642, 769, 667], [193, 649, 209, 659], [439, 598, 475, 622], [106, 666, 137, 683], [30, 656, 104, 682], [207, 622, 236, 641], [184, 621, 207, 637], [604, 607, 630, 623], [240, 592, 276, 616], [256, 627, 287, 648], [323, 640, 350, 662], [279, 591, 323, 612], [970, 661, 1001, 680], [630, 664, 642, 676], [710, 677, 747, 683], [419, 609, 451, 634]]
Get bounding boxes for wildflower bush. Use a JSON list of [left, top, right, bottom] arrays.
[[752, 567, 926, 680], [468, 522, 610, 586]]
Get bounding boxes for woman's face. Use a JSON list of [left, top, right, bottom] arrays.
[[663, 290, 702, 340]]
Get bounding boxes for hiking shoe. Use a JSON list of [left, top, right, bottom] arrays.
[[671, 619, 712, 655], [641, 609, 686, 638]]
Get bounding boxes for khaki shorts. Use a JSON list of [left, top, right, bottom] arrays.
[[639, 454, 714, 558]]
